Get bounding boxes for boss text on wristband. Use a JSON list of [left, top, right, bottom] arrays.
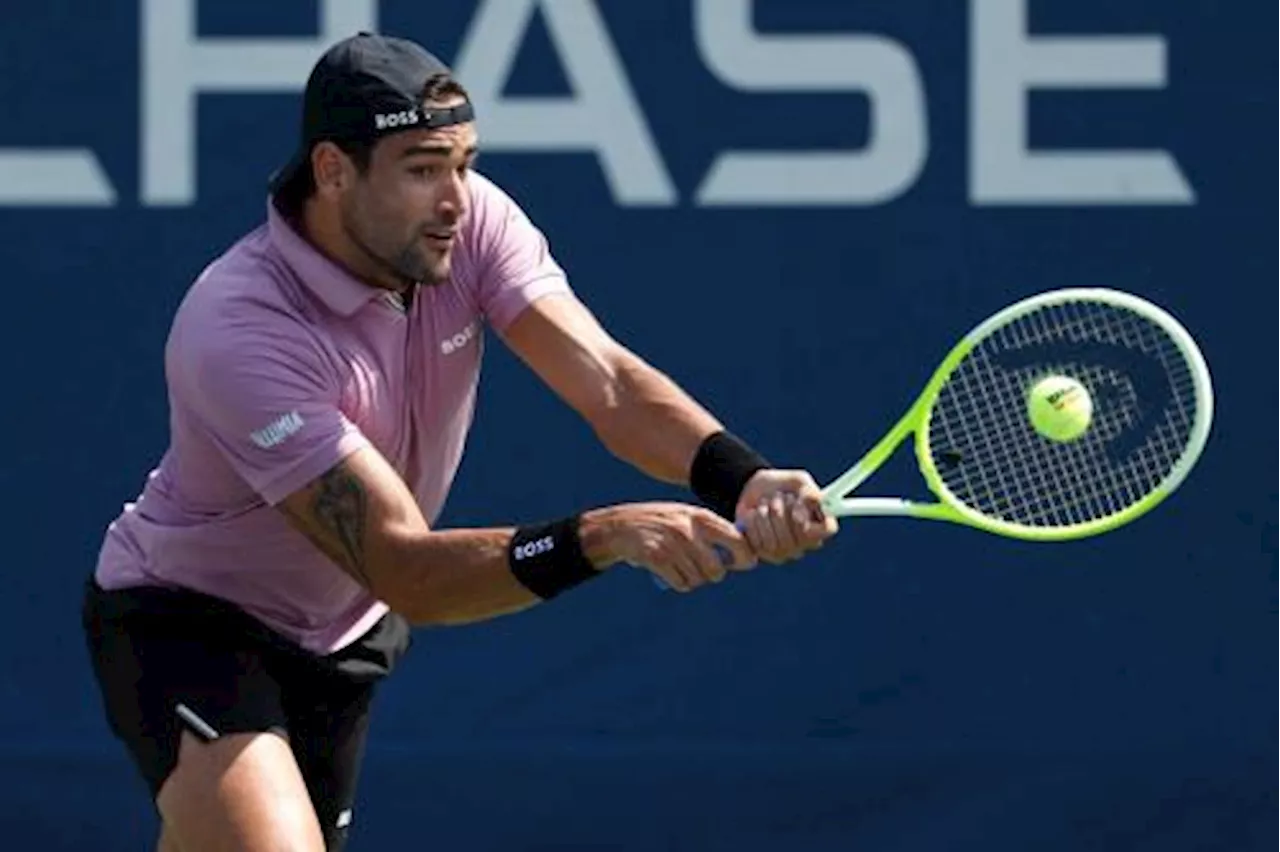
[[508, 516, 601, 599]]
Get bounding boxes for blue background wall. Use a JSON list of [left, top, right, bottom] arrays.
[[0, 2, 1273, 849]]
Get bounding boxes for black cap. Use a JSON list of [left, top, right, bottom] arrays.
[[268, 32, 474, 196]]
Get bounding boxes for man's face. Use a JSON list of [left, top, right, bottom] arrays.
[[339, 97, 478, 288]]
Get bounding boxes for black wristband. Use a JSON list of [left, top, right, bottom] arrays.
[[508, 516, 601, 600], [689, 430, 771, 520]]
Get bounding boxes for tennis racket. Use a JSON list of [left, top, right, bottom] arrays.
[[658, 287, 1213, 586], [812, 287, 1212, 538]]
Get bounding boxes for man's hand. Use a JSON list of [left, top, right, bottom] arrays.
[[735, 469, 839, 564], [579, 502, 757, 593]]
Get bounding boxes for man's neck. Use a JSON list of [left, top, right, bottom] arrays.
[[297, 200, 407, 295]]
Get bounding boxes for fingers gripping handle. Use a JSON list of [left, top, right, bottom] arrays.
[[650, 525, 740, 591], [649, 496, 831, 590]]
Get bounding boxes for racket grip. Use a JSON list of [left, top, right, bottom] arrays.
[[650, 532, 740, 591]]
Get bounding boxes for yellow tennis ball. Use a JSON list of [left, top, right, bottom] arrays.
[[1026, 375, 1093, 442]]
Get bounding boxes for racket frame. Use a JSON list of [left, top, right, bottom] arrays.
[[817, 288, 1214, 541]]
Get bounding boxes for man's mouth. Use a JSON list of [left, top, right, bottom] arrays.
[[423, 228, 456, 250]]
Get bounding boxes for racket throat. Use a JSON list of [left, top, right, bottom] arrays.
[[820, 406, 921, 502], [825, 497, 955, 520]]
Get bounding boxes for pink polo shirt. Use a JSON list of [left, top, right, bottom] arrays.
[[95, 171, 572, 654]]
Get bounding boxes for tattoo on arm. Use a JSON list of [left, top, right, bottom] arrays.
[[312, 467, 368, 580], [280, 465, 371, 586]]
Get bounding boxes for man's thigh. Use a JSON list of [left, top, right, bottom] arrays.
[[81, 579, 326, 849], [157, 730, 326, 852], [83, 579, 408, 851], [83, 580, 294, 788]]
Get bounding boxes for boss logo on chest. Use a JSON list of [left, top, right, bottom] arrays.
[[440, 321, 479, 355]]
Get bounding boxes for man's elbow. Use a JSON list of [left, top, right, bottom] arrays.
[[359, 538, 450, 627], [366, 570, 443, 627], [367, 553, 534, 628], [385, 589, 529, 628], [377, 579, 484, 627]]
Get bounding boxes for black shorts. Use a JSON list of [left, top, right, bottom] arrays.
[[81, 576, 410, 851]]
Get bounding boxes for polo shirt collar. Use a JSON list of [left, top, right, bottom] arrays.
[[266, 199, 383, 317]]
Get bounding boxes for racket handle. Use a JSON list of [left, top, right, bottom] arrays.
[[650, 536, 739, 590]]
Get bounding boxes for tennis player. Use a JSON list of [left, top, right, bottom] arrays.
[[82, 32, 837, 852]]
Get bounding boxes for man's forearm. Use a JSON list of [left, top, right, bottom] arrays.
[[376, 527, 537, 626], [590, 350, 725, 484], [378, 511, 622, 626]]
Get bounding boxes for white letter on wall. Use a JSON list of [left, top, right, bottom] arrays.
[[452, 0, 676, 206], [0, 150, 115, 206], [694, 0, 927, 206], [971, 0, 1194, 205], [141, 0, 377, 206]]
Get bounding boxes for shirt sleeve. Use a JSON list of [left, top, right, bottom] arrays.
[[467, 172, 574, 331], [169, 304, 370, 506]]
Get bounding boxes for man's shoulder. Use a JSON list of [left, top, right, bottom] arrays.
[[464, 168, 504, 202], [168, 224, 318, 363], [177, 224, 305, 329], [460, 170, 545, 257], [463, 169, 530, 226]]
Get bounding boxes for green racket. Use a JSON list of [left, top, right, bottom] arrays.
[[814, 287, 1213, 540], [655, 287, 1213, 587]]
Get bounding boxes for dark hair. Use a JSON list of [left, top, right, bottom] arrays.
[[274, 74, 471, 217], [420, 73, 470, 107]]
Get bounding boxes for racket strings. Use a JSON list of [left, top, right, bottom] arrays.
[[926, 300, 1200, 528]]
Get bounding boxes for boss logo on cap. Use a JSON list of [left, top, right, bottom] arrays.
[[374, 109, 420, 131]]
